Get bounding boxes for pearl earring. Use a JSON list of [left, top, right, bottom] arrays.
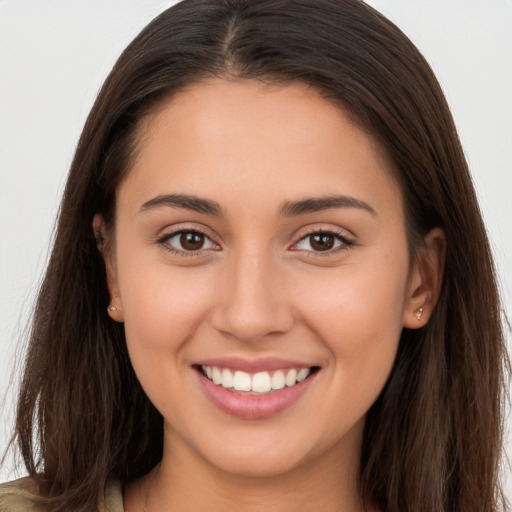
[[414, 306, 424, 320]]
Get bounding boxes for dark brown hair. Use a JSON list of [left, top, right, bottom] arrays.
[[7, 1, 508, 511]]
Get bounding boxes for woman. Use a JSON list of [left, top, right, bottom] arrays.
[[0, 0, 508, 511]]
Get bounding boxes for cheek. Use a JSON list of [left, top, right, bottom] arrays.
[[298, 262, 407, 336], [293, 250, 409, 396], [116, 255, 219, 419], [116, 249, 214, 360]]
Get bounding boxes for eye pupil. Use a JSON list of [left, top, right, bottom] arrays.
[[311, 234, 335, 251], [180, 232, 204, 251]]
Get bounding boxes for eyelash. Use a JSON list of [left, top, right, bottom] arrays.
[[156, 228, 354, 258], [293, 228, 354, 257], [157, 229, 218, 258]]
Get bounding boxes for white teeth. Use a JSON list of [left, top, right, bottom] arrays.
[[252, 372, 272, 393], [284, 369, 297, 387], [212, 366, 222, 385], [233, 370, 252, 391], [221, 368, 233, 388], [271, 370, 285, 390], [201, 365, 314, 393], [297, 368, 311, 382]]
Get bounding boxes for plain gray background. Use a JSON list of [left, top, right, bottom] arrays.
[[1, 0, 511, 496]]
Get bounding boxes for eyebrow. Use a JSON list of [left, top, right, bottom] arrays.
[[139, 193, 376, 217], [140, 194, 224, 216], [280, 195, 376, 217]]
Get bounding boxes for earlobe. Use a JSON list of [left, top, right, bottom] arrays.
[[107, 302, 124, 323], [413, 306, 424, 321], [92, 214, 124, 323], [403, 227, 446, 329]]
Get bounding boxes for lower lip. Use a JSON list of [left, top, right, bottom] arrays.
[[196, 369, 317, 419]]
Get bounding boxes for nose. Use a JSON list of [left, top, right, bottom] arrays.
[[211, 248, 295, 343]]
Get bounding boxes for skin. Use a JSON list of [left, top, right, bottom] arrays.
[[96, 79, 445, 512]]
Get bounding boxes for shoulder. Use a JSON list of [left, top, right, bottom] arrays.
[[103, 480, 124, 512], [0, 477, 40, 512], [0, 478, 124, 512]]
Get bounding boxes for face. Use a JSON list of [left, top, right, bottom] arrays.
[[103, 79, 425, 479]]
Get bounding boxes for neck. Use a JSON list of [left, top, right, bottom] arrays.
[[125, 425, 366, 512]]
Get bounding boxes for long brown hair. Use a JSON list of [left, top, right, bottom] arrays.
[[7, 1, 508, 511]]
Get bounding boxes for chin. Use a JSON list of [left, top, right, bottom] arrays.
[[205, 449, 309, 478], [188, 425, 343, 480]]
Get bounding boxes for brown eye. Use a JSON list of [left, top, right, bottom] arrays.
[[310, 233, 335, 251], [164, 230, 217, 253], [294, 231, 349, 253], [180, 232, 205, 251]]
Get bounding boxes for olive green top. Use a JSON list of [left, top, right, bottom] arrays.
[[0, 477, 123, 512]]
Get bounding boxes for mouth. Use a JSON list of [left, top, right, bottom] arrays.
[[193, 362, 320, 419], [194, 364, 320, 395]]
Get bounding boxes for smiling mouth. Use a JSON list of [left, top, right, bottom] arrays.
[[194, 365, 320, 395]]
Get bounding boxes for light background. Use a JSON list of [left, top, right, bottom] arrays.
[[0, 0, 511, 497]]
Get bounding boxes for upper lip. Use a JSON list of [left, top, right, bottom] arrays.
[[195, 356, 316, 373]]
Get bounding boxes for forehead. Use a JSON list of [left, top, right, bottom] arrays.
[[120, 79, 403, 222]]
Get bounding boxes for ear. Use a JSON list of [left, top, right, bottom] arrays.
[[93, 214, 124, 323], [403, 227, 446, 328]]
